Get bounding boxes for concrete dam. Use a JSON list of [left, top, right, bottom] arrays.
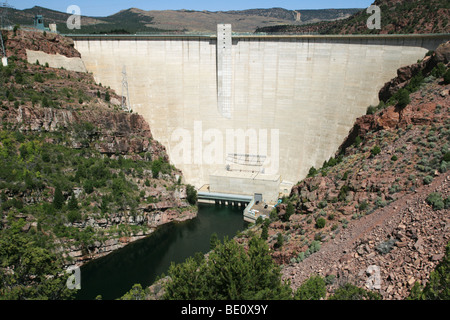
[[65, 28, 448, 203]]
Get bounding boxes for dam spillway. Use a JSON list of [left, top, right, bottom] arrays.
[[69, 31, 449, 202]]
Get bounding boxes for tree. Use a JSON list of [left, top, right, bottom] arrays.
[[396, 89, 410, 108], [370, 145, 381, 157], [274, 233, 284, 249], [163, 237, 292, 300], [260, 221, 269, 240], [444, 69, 450, 85], [151, 158, 162, 179], [68, 191, 78, 210], [0, 220, 75, 300], [408, 242, 450, 300], [316, 217, 326, 229], [53, 185, 64, 210], [294, 275, 327, 300], [307, 166, 318, 177], [210, 232, 219, 250], [42, 96, 49, 107], [120, 284, 148, 300], [283, 202, 294, 222], [186, 184, 197, 205], [329, 283, 381, 300]]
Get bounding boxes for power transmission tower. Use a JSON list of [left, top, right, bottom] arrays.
[[0, 1, 13, 30], [0, 32, 5, 59], [0, 2, 9, 64], [121, 66, 131, 112]]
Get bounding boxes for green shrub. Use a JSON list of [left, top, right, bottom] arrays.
[[309, 240, 321, 253], [275, 233, 284, 249], [408, 242, 450, 300], [315, 217, 326, 229], [366, 105, 377, 115], [83, 180, 94, 194], [426, 192, 445, 210], [53, 186, 64, 210], [358, 201, 369, 211], [67, 210, 82, 223], [329, 283, 381, 300], [307, 166, 318, 178], [284, 202, 294, 222], [338, 185, 350, 201], [34, 73, 44, 83], [317, 200, 328, 209], [186, 184, 197, 205], [423, 175, 433, 185], [68, 191, 78, 210], [443, 151, 450, 162], [376, 238, 397, 254], [444, 69, 450, 85], [370, 145, 381, 157], [163, 236, 292, 300], [294, 275, 326, 300]]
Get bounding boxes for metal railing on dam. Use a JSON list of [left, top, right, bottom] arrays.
[[197, 191, 257, 223], [64, 32, 450, 41]]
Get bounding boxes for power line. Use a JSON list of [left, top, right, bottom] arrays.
[[121, 66, 131, 112]]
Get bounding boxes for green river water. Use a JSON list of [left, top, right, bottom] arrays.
[[75, 203, 248, 300]]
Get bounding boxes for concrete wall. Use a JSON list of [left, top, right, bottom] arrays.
[[72, 34, 448, 190], [209, 171, 280, 204], [26, 49, 87, 73]]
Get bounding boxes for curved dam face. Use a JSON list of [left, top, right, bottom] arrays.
[[72, 32, 447, 202]]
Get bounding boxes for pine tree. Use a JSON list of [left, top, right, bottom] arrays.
[[261, 222, 268, 240], [163, 236, 293, 300], [53, 186, 64, 210], [210, 233, 219, 250], [68, 191, 78, 210]]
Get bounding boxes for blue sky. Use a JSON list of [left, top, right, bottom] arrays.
[[12, 1, 374, 17]]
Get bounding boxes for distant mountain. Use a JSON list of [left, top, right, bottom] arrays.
[[256, 0, 450, 34], [2, 6, 361, 34]]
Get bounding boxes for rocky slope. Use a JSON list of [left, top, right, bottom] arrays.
[[238, 42, 450, 299], [0, 30, 197, 268], [3, 29, 80, 60]]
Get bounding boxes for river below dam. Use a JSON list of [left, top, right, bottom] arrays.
[[75, 203, 248, 300]]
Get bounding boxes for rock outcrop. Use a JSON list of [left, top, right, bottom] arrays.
[[379, 41, 450, 102], [12, 105, 169, 162], [2, 30, 80, 60]]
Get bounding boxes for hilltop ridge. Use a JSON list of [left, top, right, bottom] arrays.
[[256, 0, 450, 34], [4, 6, 360, 33]]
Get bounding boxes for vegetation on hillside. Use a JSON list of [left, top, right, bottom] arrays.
[[0, 42, 194, 299]]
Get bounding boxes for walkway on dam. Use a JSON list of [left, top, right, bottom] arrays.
[[197, 185, 253, 205], [197, 185, 276, 223]]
